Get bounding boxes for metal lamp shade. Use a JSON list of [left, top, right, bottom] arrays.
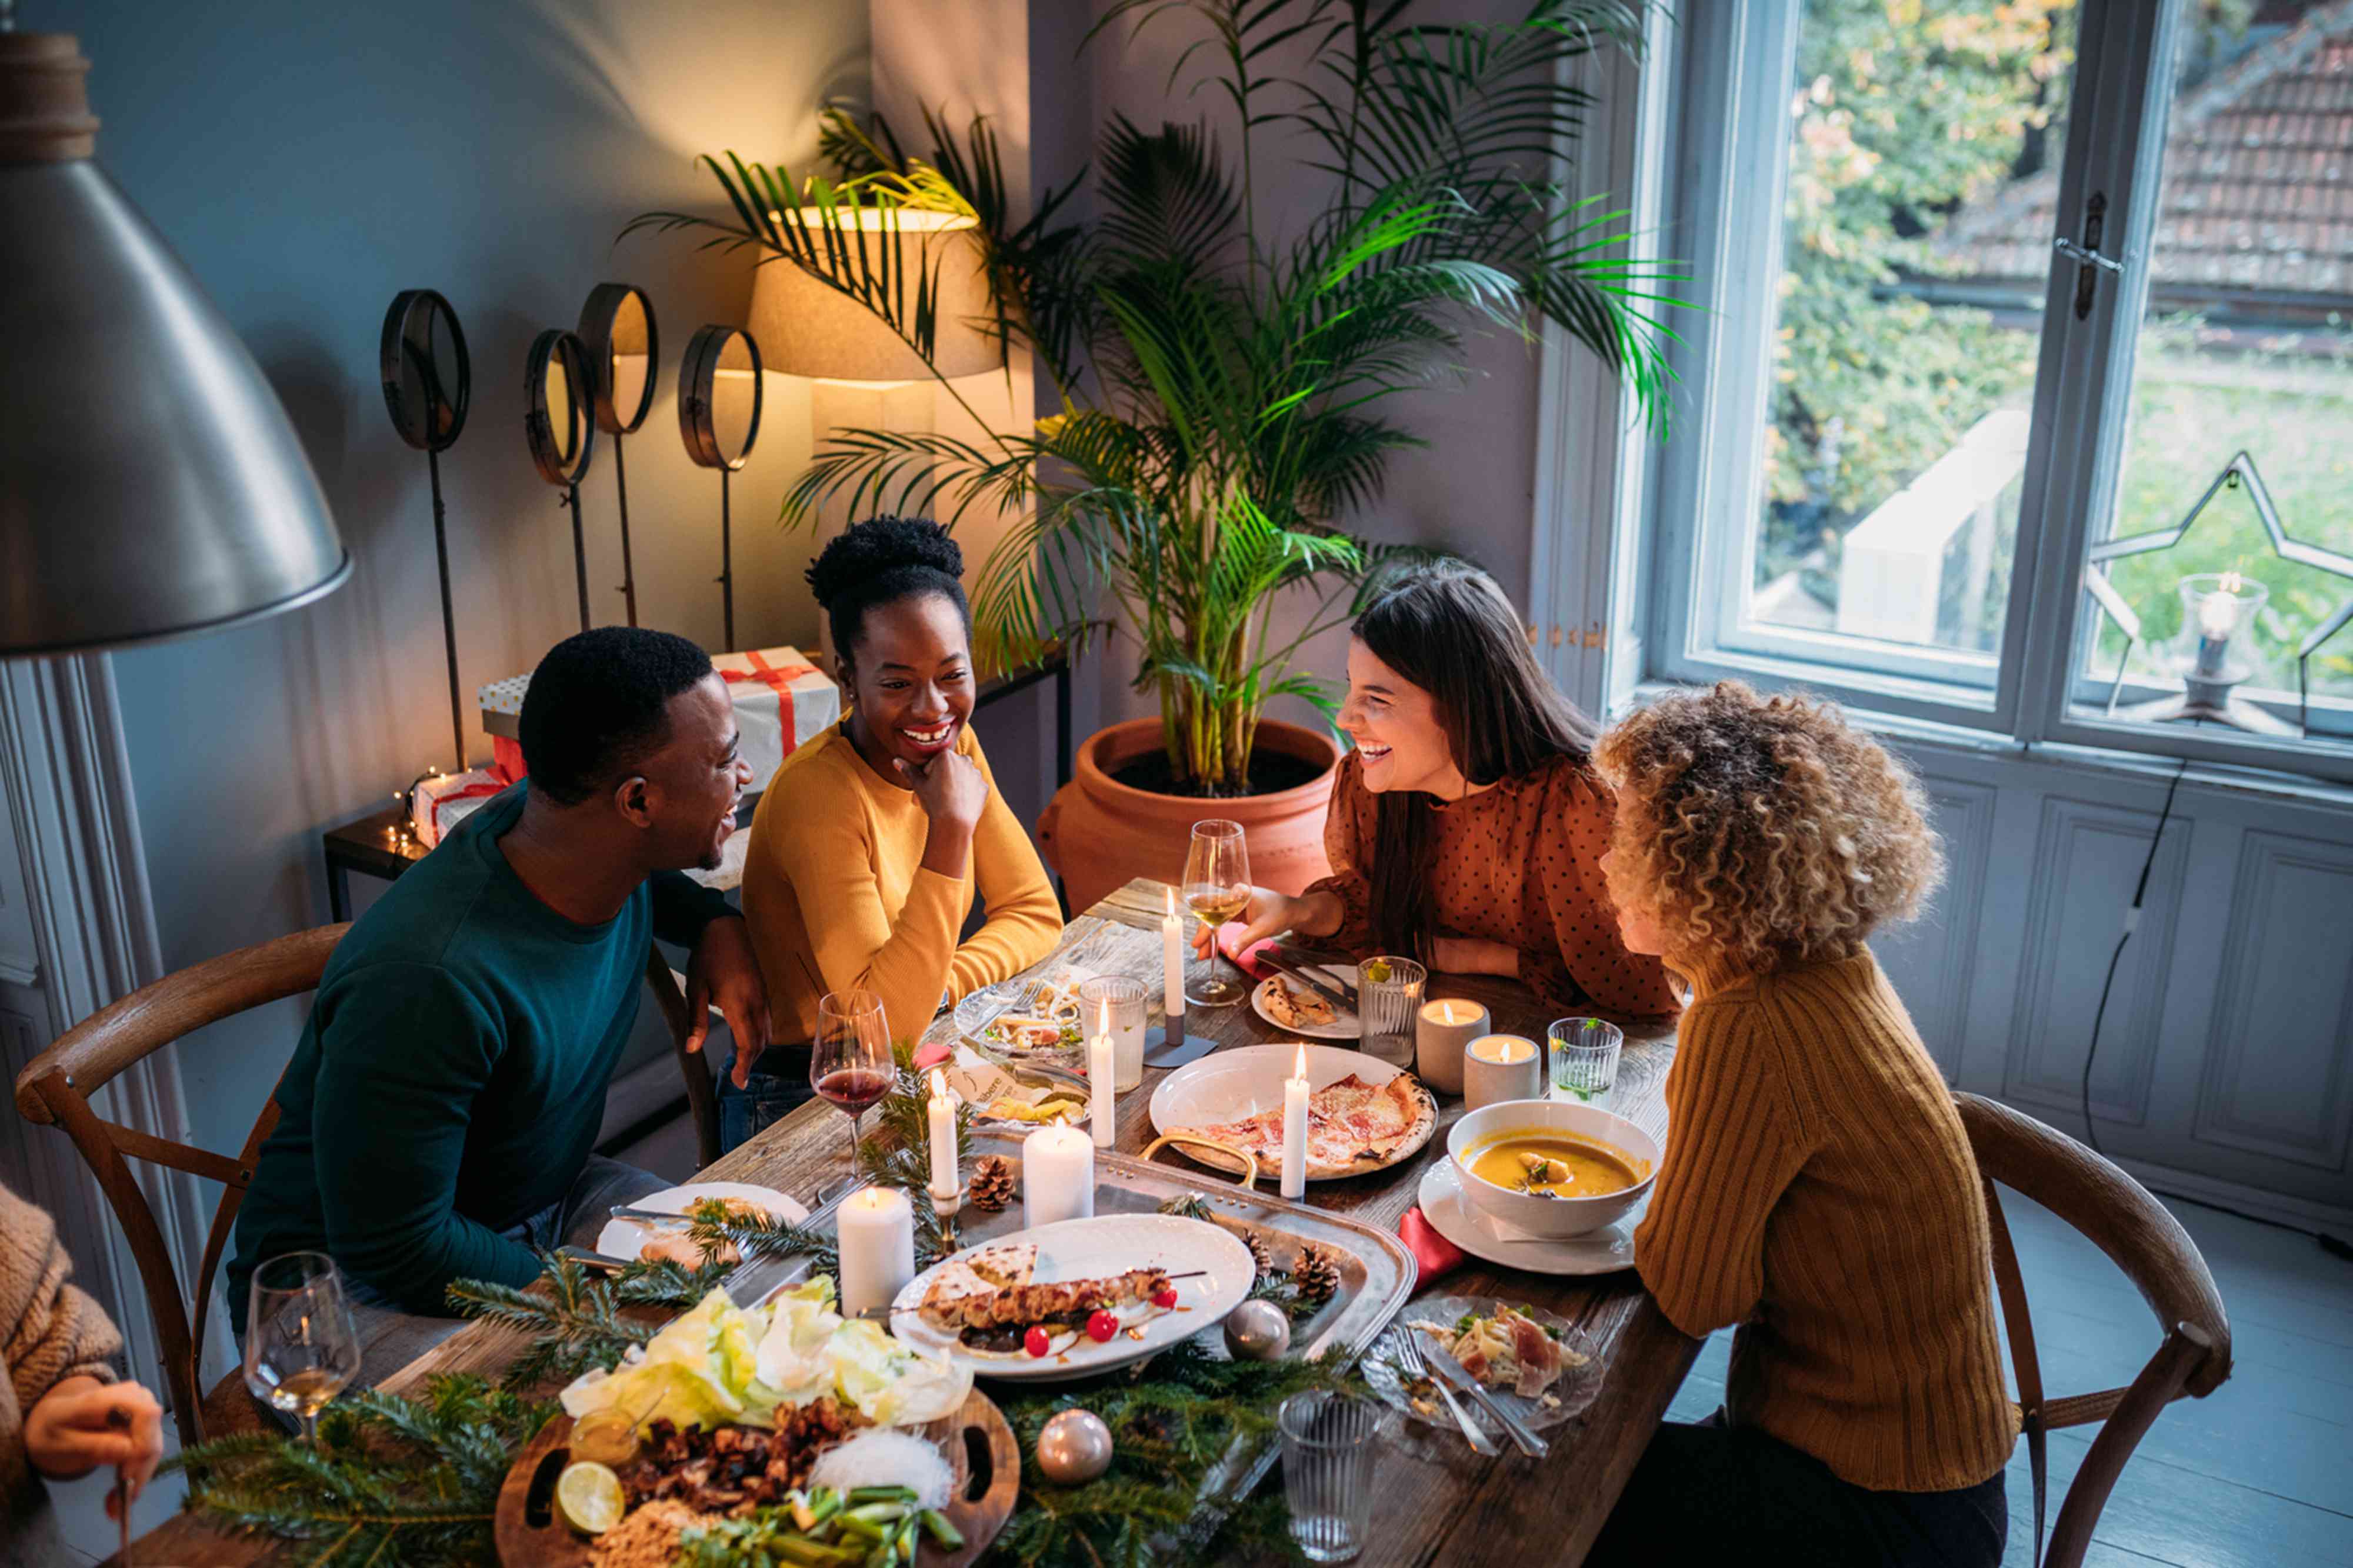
[[746, 208, 999, 382], [0, 34, 346, 656]]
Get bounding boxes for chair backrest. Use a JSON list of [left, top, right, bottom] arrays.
[[1954, 1092, 2232, 1568], [644, 954, 721, 1169], [11, 924, 348, 1445]]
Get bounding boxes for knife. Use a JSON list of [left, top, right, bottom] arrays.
[[1262, 954, 1358, 1011], [1421, 1342, 1549, 1458], [1267, 949, 1361, 1006]]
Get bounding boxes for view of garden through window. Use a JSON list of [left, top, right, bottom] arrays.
[[1748, 0, 2353, 705]]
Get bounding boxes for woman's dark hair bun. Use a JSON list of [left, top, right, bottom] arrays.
[[806, 516, 963, 609], [806, 515, 972, 659]]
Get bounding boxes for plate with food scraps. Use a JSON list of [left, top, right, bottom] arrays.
[[1250, 970, 1359, 1040], [945, 1045, 1092, 1132], [1362, 1295, 1598, 1436], [1149, 1043, 1435, 1181], [594, 1182, 808, 1268], [888, 1213, 1257, 1383], [954, 968, 1098, 1061]]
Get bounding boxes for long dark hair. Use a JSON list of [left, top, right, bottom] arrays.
[[1352, 559, 1598, 958]]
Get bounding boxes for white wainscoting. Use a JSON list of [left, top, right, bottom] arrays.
[[1877, 738, 2353, 1232]]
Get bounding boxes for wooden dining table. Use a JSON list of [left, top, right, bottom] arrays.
[[122, 878, 1699, 1566]]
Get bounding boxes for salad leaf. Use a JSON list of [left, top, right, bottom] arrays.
[[561, 1287, 771, 1430]]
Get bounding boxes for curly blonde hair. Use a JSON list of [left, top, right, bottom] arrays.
[[1594, 682, 1942, 975]]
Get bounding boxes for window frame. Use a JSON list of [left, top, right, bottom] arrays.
[[1638, 0, 2353, 785]]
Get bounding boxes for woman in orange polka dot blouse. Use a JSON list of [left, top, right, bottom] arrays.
[[1202, 559, 1679, 1022]]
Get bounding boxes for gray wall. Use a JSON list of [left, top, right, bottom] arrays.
[[71, 0, 884, 1159]]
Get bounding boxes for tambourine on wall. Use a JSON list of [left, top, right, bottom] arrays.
[[577, 283, 656, 626], [678, 323, 764, 652], [379, 288, 472, 773], [524, 328, 598, 632]]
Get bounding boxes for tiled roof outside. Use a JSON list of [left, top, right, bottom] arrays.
[[1931, 0, 2353, 302]]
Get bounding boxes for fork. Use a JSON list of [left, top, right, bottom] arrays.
[[1395, 1329, 1498, 1455]]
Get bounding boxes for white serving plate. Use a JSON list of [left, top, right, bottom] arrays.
[[889, 1213, 1257, 1383], [954, 968, 1102, 1061], [593, 1181, 808, 1264], [1249, 970, 1360, 1040], [1148, 1043, 1431, 1181], [1414, 1159, 1642, 1277]]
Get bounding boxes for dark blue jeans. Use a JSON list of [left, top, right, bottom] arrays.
[[719, 1045, 816, 1153], [1587, 1409, 2007, 1568]]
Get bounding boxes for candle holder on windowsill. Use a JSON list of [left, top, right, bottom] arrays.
[[2114, 572, 2292, 736]]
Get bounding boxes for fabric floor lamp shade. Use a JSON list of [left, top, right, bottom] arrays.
[[0, 30, 347, 656], [745, 208, 998, 382]]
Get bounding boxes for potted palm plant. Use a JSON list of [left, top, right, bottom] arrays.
[[631, 0, 1682, 912]]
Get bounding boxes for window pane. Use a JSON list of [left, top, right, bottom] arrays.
[[2070, 2, 2353, 729], [1741, 0, 2077, 662]]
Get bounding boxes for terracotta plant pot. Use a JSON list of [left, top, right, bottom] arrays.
[[1036, 718, 1341, 916]]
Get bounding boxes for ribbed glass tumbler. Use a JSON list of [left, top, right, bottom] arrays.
[[1279, 1390, 1387, 1562]]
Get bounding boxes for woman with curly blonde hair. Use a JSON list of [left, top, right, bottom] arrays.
[[1585, 682, 2014, 1568]]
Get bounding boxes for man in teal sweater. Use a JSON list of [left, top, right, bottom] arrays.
[[229, 629, 771, 1379]]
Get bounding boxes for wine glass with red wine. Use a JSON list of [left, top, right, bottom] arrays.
[[811, 989, 892, 1200]]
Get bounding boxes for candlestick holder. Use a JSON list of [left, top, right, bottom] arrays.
[[2115, 571, 2290, 736]]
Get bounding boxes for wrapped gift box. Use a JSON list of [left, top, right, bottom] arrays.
[[475, 646, 836, 795], [408, 768, 507, 848]]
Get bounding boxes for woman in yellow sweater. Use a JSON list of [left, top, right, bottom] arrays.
[[1585, 682, 2014, 1567], [733, 518, 1062, 1149]]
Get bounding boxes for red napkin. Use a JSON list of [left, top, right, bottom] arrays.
[[912, 1037, 955, 1070], [1214, 925, 1279, 980], [1399, 1206, 1466, 1283]]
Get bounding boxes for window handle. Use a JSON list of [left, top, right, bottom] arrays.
[[2052, 237, 2123, 274]]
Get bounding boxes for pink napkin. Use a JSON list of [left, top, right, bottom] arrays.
[[912, 1037, 955, 1070], [1399, 1206, 1466, 1283], [1214, 926, 1279, 980]]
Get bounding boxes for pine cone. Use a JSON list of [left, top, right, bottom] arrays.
[[1244, 1231, 1276, 1277], [969, 1155, 1016, 1212], [1293, 1242, 1342, 1303]]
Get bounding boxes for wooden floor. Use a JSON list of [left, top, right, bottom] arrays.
[[1665, 1192, 2353, 1567], [53, 1149, 2351, 1564]]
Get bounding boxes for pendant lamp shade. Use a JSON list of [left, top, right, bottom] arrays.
[[0, 33, 347, 656], [746, 208, 998, 383]]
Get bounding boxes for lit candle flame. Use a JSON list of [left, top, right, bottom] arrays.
[[1165, 886, 1177, 917], [2220, 570, 2243, 595], [1293, 1043, 1308, 1080], [1099, 998, 1113, 1037], [929, 1067, 948, 1100]]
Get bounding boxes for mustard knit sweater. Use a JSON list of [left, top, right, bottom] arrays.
[[1634, 948, 2017, 1493], [742, 722, 1063, 1051]]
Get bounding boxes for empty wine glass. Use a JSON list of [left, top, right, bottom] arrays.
[[811, 989, 893, 1202], [243, 1252, 361, 1445], [1182, 819, 1251, 1007]]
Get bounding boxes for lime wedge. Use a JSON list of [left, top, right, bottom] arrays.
[[557, 1460, 625, 1536], [1363, 960, 1392, 983]]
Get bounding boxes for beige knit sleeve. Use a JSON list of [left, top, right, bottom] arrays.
[[1632, 997, 1818, 1338], [2, 1182, 122, 1419]]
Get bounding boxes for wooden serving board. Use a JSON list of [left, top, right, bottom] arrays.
[[492, 1387, 1021, 1567]]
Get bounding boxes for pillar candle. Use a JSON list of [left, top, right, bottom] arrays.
[[1022, 1123, 1095, 1230], [1088, 1002, 1117, 1149], [1280, 1043, 1309, 1200], [1415, 998, 1489, 1096], [1162, 886, 1187, 1023], [926, 1068, 958, 1201], [835, 1186, 914, 1319], [1462, 1033, 1543, 1110]]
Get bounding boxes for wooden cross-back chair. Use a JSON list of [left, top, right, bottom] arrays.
[[14, 925, 722, 1445], [1955, 1092, 2232, 1568]]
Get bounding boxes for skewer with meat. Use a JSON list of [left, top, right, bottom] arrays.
[[916, 1268, 1176, 1333]]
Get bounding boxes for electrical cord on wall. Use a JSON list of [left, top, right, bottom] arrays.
[[2080, 754, 2352, 1264]]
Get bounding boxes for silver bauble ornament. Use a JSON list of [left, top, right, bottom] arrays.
[[1036, 1408, 1114, 1484], [1222, 1298, 1292, 1360]]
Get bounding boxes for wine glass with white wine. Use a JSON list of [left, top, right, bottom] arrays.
[[1182, 819, 1252, 1007], [244, 1252, 361, 1445]]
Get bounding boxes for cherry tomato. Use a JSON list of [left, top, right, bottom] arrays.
[[1085, 1310, 1119, 1343], [1151, 1285, 1179, 1310], [1024, 1325, 1052, 1358]]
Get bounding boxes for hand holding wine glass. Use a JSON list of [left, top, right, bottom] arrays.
[[811, 989, 893, 1201], [242, 1252, 360, 1445], [1182, 819, 1252, 1007]]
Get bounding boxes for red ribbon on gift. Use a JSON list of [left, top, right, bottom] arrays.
[[721, 650, 823, 756], [424, 777, 506, 847]]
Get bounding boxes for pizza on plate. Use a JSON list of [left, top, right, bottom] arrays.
[[1261, 976, 1338, 1029], [1169, 1071, 1436, 1179]]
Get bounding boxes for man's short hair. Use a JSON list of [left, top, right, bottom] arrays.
[[519, 628, 715, 806]]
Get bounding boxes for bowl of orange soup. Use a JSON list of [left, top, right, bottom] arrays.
[[1445, 1099, 1659, 1239]]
